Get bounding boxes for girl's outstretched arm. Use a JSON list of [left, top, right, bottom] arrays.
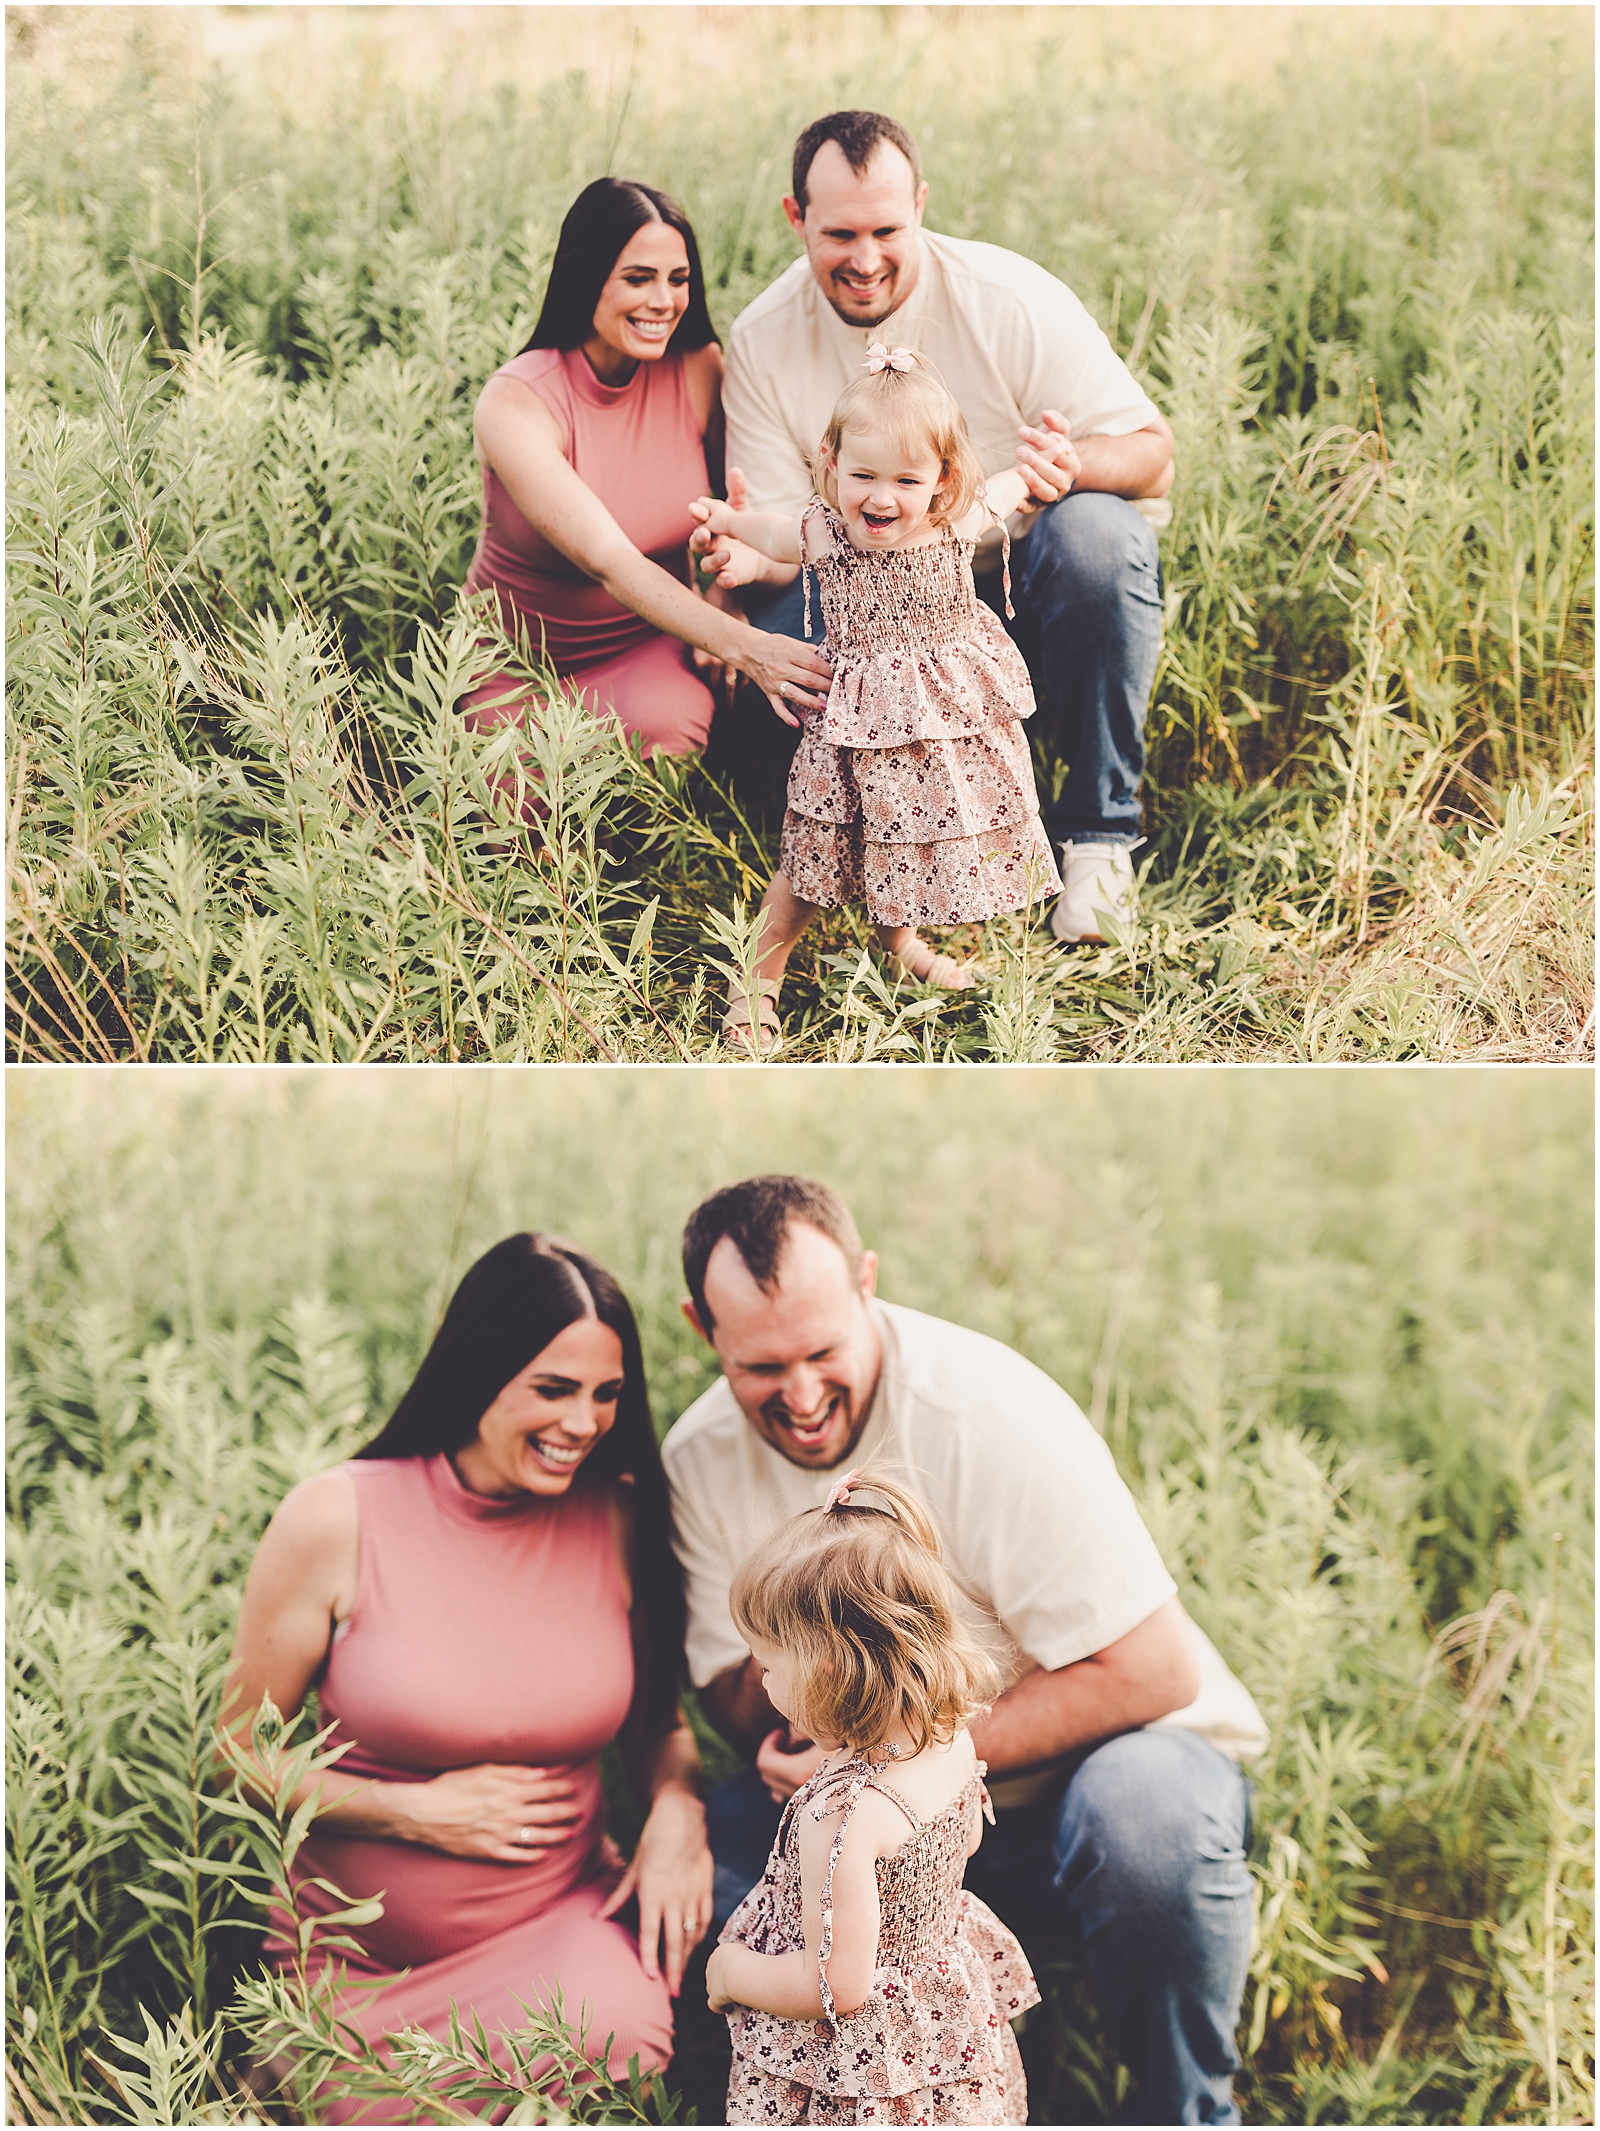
[[950, 468, 1036, 541], [688, 495, 806, 568]]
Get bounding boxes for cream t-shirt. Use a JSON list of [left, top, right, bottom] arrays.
[[723, 228, 1173, 571], [663, 1300, 1267, 1809]]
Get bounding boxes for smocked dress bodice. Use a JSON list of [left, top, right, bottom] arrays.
[[804, 512, 998, 663]]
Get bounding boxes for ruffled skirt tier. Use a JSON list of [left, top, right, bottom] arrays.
[[723, 1888, 1037, 2126], [781, 624, 1061, 928]]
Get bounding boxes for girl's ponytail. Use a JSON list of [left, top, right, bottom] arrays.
[[821, 1470, 943, 1559]]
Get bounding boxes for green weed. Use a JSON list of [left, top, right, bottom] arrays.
[[4, 6, 1593, 1060], [4, 1068, 1592, 2122]]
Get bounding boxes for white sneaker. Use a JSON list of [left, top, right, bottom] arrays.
[[1050, 840, 1138, 944]]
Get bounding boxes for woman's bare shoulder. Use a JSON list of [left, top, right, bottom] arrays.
[[249, 1465, 360, 1615], [474, 361, 568, 452], [265, 1464, 359, 1554], [682, 341, 724, 383], [681, 340, 724, 434], [606, 1475, 635, 1609]]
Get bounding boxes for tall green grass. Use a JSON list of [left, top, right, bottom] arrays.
[[5, 1068, 1593, 2123], [5, 7, 1593, 1060]]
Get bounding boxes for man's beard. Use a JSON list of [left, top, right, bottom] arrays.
[[827, 277, 901, 332]]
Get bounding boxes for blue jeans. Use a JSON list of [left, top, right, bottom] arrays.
[[706, 1729, 1252, 2126], [740, 491, 1163, 846]]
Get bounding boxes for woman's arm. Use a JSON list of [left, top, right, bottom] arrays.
[[599, 1718, 713, 1993], [706, 1792, 883, 2019], [222, 1471, 581, 1861], [596, 1483, 714, 1993], [474, 375, 831, 722]]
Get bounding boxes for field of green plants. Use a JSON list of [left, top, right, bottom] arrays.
[[5, 1067, 1592, 2124], [6, 6, 1593, 1062]]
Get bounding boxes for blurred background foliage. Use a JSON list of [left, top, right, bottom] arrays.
[[5, 6, 1593, 1059], [6, 1066, 1594, 2120]]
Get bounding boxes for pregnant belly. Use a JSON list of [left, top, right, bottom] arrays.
[[284, 1763, 607, 1973]]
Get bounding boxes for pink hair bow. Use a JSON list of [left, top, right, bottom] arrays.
[[862, 343, 915, 374], [823, 1468, 863, 1513]]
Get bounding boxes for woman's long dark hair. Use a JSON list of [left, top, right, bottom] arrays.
[[522, 177, 718, 356], [358, 1233, 685, 1741]]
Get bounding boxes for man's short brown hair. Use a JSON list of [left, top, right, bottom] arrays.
[[791, 110, 923, 215], [682, 1176, 864, 1333]]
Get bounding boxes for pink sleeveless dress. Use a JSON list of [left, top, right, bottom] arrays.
[[280, 1454, 672, 2122], [782, 502, 1062, 928], [720, 1752, 1038, 2126], [461, 346, 714, 758]]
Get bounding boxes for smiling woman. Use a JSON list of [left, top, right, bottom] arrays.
[[459, 177, 833, 762], [221, 1232, 712, 2119]]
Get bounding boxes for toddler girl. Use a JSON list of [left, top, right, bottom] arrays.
[[691, 346, 1062, 1053], [706, 1471, 1038, 2126]]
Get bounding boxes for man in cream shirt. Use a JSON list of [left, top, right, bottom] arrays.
[[663, 1174, 1267, 2127], [716, 109, 1176, 944]]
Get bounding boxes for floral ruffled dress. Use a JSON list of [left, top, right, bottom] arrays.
[[720, 1753, 1039, 2127], [780, 503, 1062, 930]]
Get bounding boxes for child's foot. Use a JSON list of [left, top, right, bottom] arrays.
[[721, 977, 782, 1056], [885, 934, 976, 991]]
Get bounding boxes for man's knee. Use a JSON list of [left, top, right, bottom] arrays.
[[1054, 1731, 1250, 1922], [1020, 492, 1161, 620]]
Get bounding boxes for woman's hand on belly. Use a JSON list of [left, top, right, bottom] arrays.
[[395, 1763, 584, 1862]]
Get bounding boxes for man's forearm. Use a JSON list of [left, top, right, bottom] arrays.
[[699, 1658, 777, 1761], [1069, 422, 1175, 501], [971, 1597, 1200, 1775]]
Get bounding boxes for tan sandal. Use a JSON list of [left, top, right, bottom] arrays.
[[886, 937, 976, 991], [721, 978, 782, 1056]]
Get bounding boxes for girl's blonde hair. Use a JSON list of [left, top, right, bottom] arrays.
[[812, 354, 987, 529], [729, 1473, 1002, 1755]]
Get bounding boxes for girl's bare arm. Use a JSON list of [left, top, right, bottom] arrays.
[[688, 495, 807, 567], [951, 468, 1036, 541], [706, 1792, 885, 2019]]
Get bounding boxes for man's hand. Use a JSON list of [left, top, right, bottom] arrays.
[[1013, 410, 1081, 512], [755, 1725, 827, 1804], [691, 523, 770, 591]]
